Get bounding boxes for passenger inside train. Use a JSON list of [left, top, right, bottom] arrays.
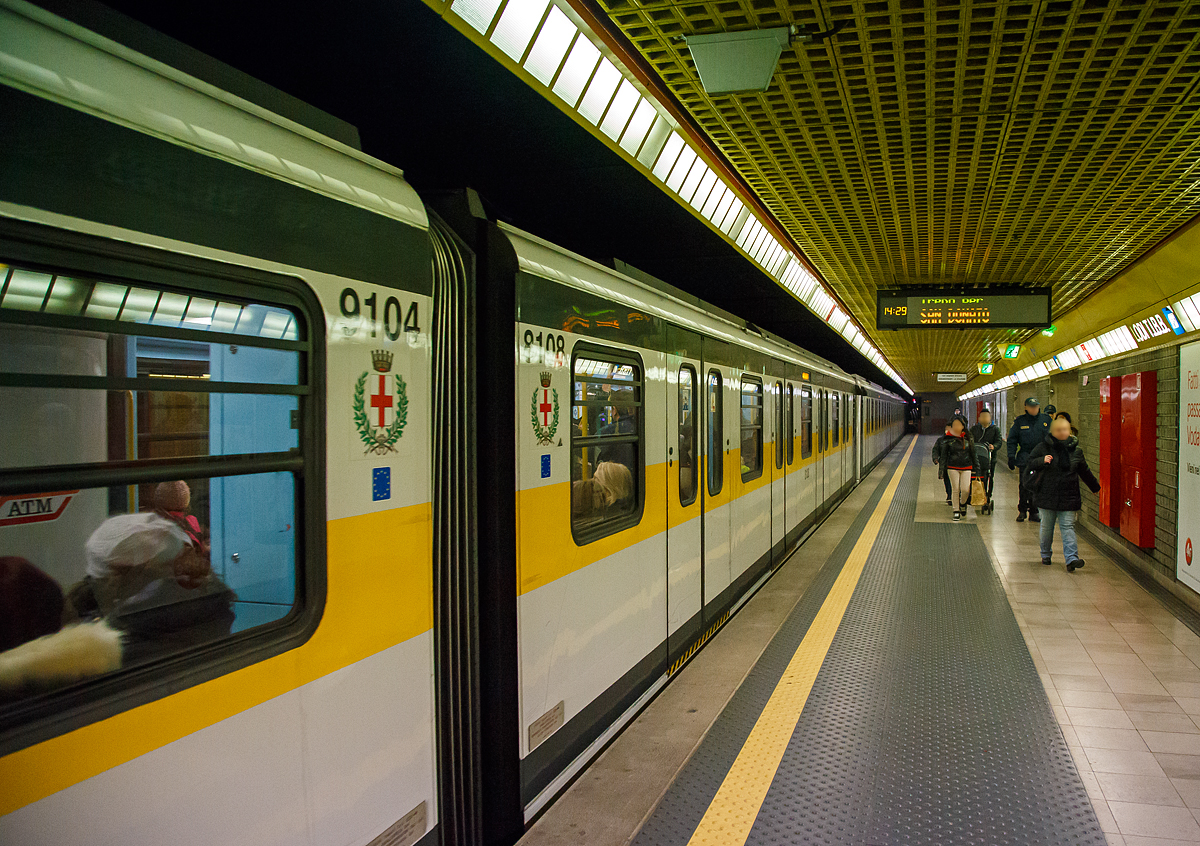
[[0, 266, 304, 697], [570, 354, 641, 532]]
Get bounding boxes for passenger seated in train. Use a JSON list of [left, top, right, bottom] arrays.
[[0, 556, 122, 694], [1, 480, 235, 696], [571, 461, 635, 524], [593, 461, 633, 509], [678, 426, 696, 495], [82, 482, 234, 663], [597, 406, 636, 468]]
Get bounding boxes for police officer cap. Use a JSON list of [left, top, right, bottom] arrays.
[[1024, 397, 1040, 407]]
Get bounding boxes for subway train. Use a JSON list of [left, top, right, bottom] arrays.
[[0, 3, 906, 845]]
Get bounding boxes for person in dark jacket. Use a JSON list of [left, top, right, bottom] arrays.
[[970, 409, 1003, 501], [1007, 397, 1052, 523], [935, 423, 954, 505], [1055, 410, 1080, 438], [934, 414, 977, 521], [1022, 417, 1101, 572]]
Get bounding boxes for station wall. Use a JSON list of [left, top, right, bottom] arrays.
[[1006, 343, 1186, 605]]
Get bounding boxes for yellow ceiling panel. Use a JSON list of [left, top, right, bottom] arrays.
[[586, 0, 1200, 392]]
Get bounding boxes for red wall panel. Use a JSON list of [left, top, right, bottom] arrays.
[[1119, 371, 1157, 547], [1097, 375, 1121, 527]]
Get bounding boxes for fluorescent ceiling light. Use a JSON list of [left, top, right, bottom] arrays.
[[551, 35, 600, 107], [451, 0, 505, 34], [599, 78, 640, 141], [490, 0, 550, 61], [577, 58, 621, 125], [523, 6, 576, 85]]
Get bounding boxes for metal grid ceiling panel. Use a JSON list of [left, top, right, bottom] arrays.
[[593, 0, 1200, 391]]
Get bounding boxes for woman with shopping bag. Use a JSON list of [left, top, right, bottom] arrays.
[[933, 414, 977, 521]]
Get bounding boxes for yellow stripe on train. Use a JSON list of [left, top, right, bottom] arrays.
[[0, 503, 433, 817]]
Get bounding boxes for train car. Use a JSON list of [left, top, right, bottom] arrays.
[[0, 3, 453, 845], [463, 224, 905, 823], [0, 3, 906, 845]]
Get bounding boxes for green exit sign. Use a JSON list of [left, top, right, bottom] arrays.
[[1041, 324, 1057, 337], [978, 363, 994, 375], [1004, 344, 1022, 359]]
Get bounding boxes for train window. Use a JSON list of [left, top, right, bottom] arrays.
[[706, 370, 723, 497], [0, 257, 315, 718], [570, 346, 644, 543], [678, 365, 698, 508], [786, 384, 795, 466], [801, 386, 812, 459], [740, 377, 763, 482], [774, 381, 784, 471], [832, 393, 840, 446]]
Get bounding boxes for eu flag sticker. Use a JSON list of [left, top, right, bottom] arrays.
[[540, 454, 551, 479], [372, 467, 391, 501]]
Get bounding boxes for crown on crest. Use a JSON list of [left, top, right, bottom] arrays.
[[371, 350, 394, 373], [539, 371, 552, 388]]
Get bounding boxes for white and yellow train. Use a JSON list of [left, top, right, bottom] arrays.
[[0, 3, 906, 844]]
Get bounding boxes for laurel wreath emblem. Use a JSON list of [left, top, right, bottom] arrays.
[[353, 371, 408, 455], [530, 387, 560, 446]]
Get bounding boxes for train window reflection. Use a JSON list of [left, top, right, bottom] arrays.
[[706, 370, 723, 497], [0, 260, 308, 707], [774, 381, 784, 471], [570, 347, 644, 543], [740, 377, 763, 482], [786, 384, 795, 466], [678, 366, 697, 507], [801, 386, 812, 459]]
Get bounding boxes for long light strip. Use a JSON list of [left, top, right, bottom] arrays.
[[445, 0, 913, 395]]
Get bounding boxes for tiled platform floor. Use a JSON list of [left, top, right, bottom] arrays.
[[934, 459, 1200, 845]]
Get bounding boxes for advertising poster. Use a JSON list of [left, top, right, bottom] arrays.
[[1179, 341, 1200, 594]]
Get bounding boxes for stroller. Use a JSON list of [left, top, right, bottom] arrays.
[[972, 442, 995, 515]]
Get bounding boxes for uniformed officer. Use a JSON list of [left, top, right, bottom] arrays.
[[1007, 397, 1052, 522]]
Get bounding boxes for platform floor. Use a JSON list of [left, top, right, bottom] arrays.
[[519, 436, 1200, 846]]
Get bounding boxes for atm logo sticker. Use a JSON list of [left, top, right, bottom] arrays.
[[0, 491, 78, 527]]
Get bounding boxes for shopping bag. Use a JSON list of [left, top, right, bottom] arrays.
[[970, 479, 987, 507]]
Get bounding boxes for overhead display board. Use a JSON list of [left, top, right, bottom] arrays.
[[877, 288, 1052, 328]]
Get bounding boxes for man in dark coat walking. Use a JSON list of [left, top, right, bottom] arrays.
[[1022, 417, 1102, 571], [1007, 397, 1052, 522], [969, 408, 1004, 503]]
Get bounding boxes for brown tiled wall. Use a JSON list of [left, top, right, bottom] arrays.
[[1004, 346, 1183, 592]]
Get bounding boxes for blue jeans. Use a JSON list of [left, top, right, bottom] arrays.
[[1038, 508, 1078, 562]]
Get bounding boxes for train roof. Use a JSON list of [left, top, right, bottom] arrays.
[[503, 223, 902, 400], [0, 0, 427, 231]]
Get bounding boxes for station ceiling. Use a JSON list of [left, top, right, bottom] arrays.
[[585, 0, 1200, 392]]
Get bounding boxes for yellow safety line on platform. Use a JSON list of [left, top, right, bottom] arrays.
[[684, 436, 917, 846]]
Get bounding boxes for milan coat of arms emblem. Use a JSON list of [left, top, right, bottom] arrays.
[[530, 371, 560, 446], [353, 349, 408, 454]]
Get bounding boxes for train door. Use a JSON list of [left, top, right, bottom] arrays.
[[771, 376, 786, 563], [702, 344, 732, 609], [852, 394, 861, 484], [666, 336, 703, 659], [830, 391, 840, 501], [208, 342, 298, 619], [798, 382, 815, 521], [816, 387, 826, 509]]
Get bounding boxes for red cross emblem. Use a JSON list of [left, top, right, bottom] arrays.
[[539, 389, 553, 427], [370, 374, 393, 427]]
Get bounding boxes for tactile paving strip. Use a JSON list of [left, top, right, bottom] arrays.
[[630, 447, 906, 846], [634, 437, 1105, 845]]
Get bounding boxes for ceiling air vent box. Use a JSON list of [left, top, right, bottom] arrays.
[[685, 28, 789, 94]]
